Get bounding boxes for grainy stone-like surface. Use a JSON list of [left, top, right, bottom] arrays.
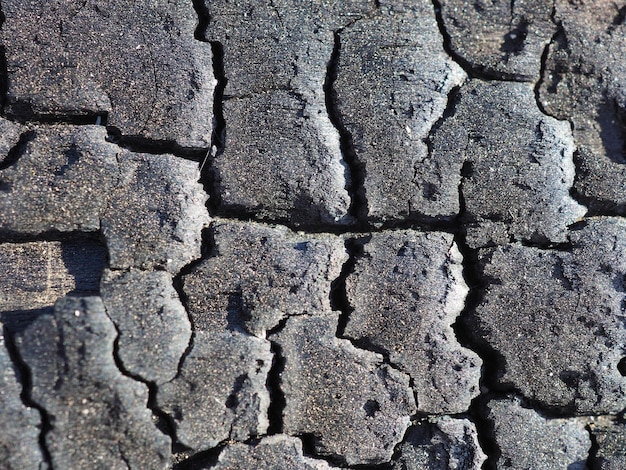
[[539, 1, 626, 214], [392, 417, 486, 470], [100, 269, 191, 385], [102, 151, 210, 273], [0, 329, 45, 470], [0, 126, 119, 234], [439, 0, 555, 80], [335, 0, 466, 222], [213, 435, 336, 470], [182, 220, 346, 337], [273, 311, 416, 466], [157, 330, 272, 451], [431, 80, 586, 248], [590, 417, 626, 470], [0, 240, 105, 312], [472, 218, 626, 414], [16, 296, 170, 469], [1, 0, 214, 147], [344, 231, 481, 414], [200, 0, 377, 225], [485, 397, 590, 470]]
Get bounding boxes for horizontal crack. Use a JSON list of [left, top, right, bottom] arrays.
[[2, 107, 108, 126], [105, 126, 207, 161]]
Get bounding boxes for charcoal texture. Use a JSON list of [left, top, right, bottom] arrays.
[[2, 0, 626, 468]]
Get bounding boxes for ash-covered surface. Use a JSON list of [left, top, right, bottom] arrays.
[[0, 0, 625, 469]]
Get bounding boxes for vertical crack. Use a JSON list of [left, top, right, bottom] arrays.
[[166, 228, 215, 454], [208, 42, 226, 158], [424, 85, 461, 161], [170, 227, 213, 385], [331, 236, 363, 339], [330, 235, 415, 398], [2, 325, 53, 468], [190, 0, 227, 216], [324, 32, 368, 225], [266, 322, 287, 435], [431, 0, 476, 79], [585, 422, 601, 470], [190, 0, 210, 42], [533, 1, 559, 119], [101, 305, 184, 455], [471, 396, 501, 470], [451, 173, 507, 470], [200, 41, 227, 216]]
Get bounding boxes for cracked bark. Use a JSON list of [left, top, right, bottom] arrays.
[[0, 1, 623, 468]]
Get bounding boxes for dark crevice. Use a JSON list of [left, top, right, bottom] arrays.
[[300, 433, 344, 467], [2, 325, 53, 468], [469, 394, 503, 470], [202, 41, 227, 216], [0, 129, 34, 170], [172, 445, 222, 470], [190, 0, 210, 42], [452, 174, 507, 469], [266, 340, 286, 435], [324, 30, 368, 225], [302, 434, 395, 468], [0, 112, 210, 162], [330, 235, 417, 411], [331, 237, 368, 338], [265, 316, 293, 438], [208, 42, 226, 154], [171, 227, 213, 383], [0, 229, 101, 245], [517, 238, 575, 251], [424, 85, 461, 159], [105, 126, 206, 161], [204, 205, 465, 234], [102, 308, 185, 454], [533, 2, 560, 118], [190, 0, 227, 217], [431, 0, 477, 79], [431, 0, 534, 82], [585, 422, 601, 469], [302, 434, 375, 469], [451, 231, 510, 394]]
